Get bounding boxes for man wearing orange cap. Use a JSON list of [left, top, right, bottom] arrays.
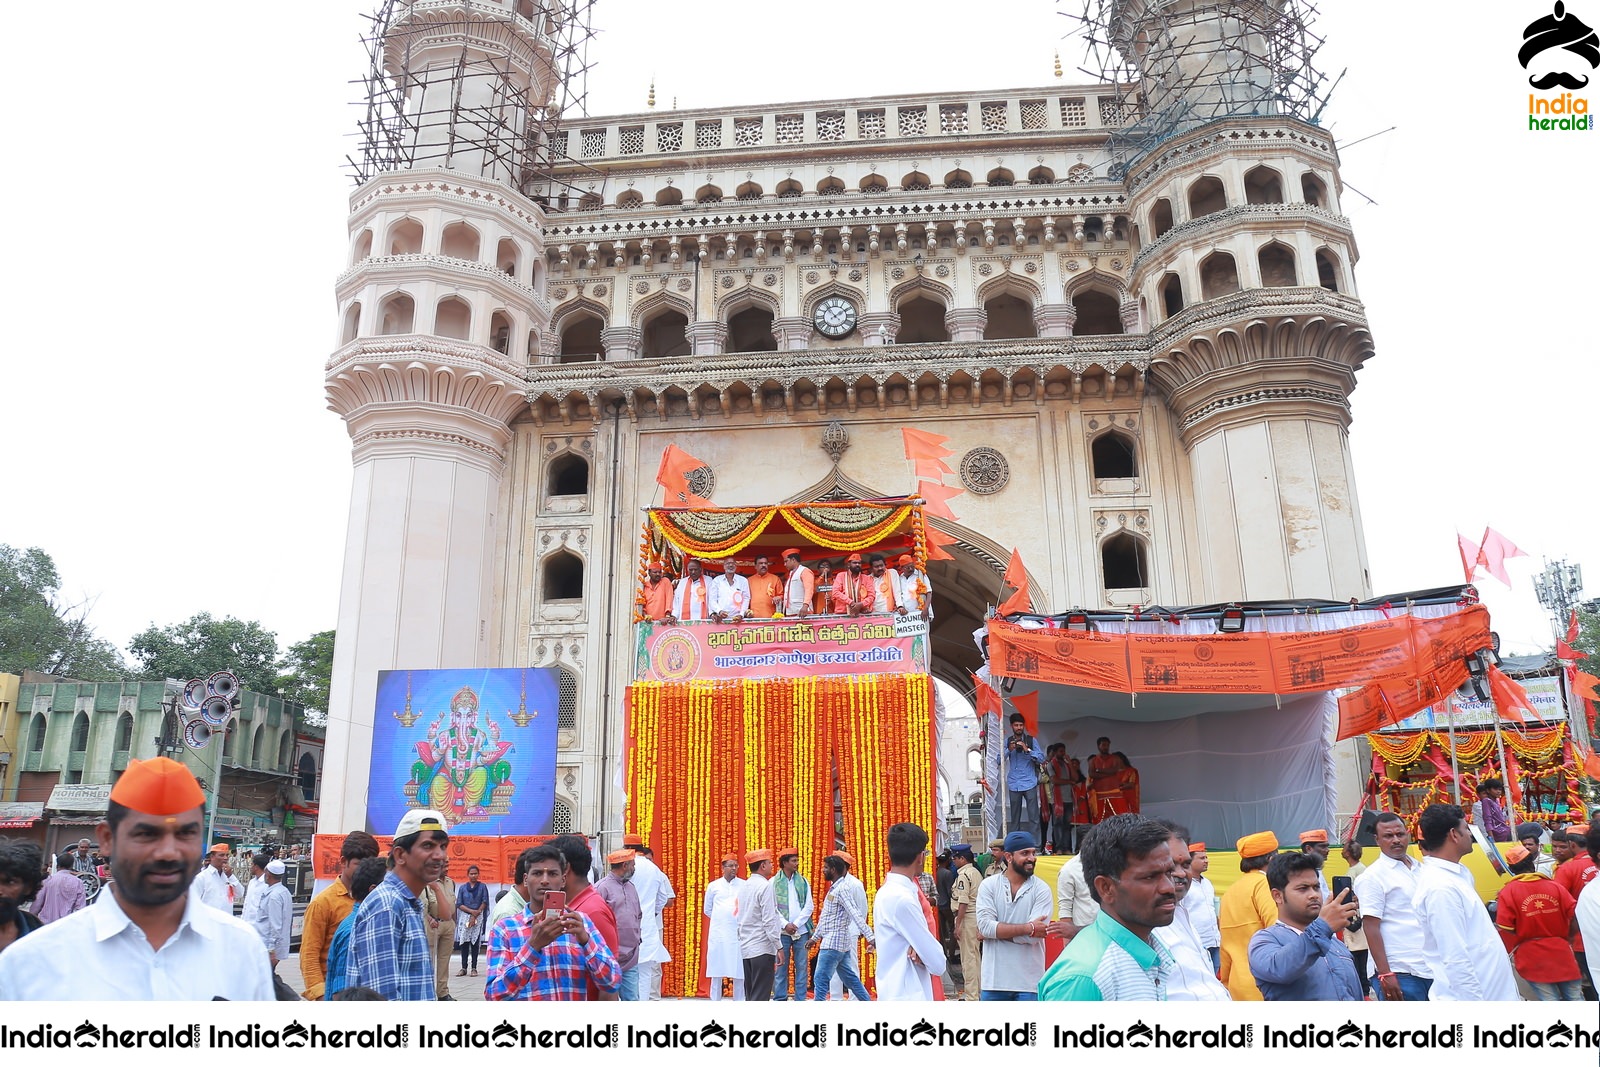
[[1183, 843, 1221, 972], [193, 841, 244, 913], [896, 554, 934, 620], [1217, 830, 1279, 1001], [781, 550, 816, 617], [833, 553, 874, 616], [737, 848, 782, 1000], [642, 559, 674, 621], [596, 849, 644, 1000], [0, 757, 275, 1000], [702, 853, 746, 1000], [1495, 843, 1583, 1000], [1299, 829, 1332, 901]]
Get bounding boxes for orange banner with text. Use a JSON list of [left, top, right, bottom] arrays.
[[313, 833, 552, 884]]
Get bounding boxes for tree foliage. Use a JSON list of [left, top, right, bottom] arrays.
[[276, 630, 334, 712], [128, 612, 280, 694], [0, 544, 127, 680]]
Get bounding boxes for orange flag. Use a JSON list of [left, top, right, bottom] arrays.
[[1010, 689, 1040, 736], [1558, 639, 1583, 662], [1457, 532, 1481, 583], [656, 444, 713, 507], [917, 479, 964, 520], [924, 525, 959, 562], [1477, 527, 1526, 588], [999, 547, 1032, 615], [902, 427, 953, 461], [913, 456, 954, 481], [1567, 609, 1581, 645], [1573, 671, 1600, 701], [970, 672, 1002, 718], [1487, 665, 1536, 723]]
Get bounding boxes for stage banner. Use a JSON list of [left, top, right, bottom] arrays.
[[1268, 616, 1417, 693], [1409, 604, 1493, 675], [314, 833, 552, 884], [367, 668, 560, 836], [635, 618, 927, 681], [989, 622, 1133, 691], [1126, 631, 1277, 693]]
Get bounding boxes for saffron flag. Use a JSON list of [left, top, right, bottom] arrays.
[[1486, 665, 1536, 723], [1476, 527, 1527, 588], [924, 524, 959, 562], [1573, 670, 1600, 702], [917, 479, 964, 520], [998, 548, 1031, 616], [902, 427, 953, 461], [1558, 638, 1584, 663], [656, 444, 713, 507], [912, 456, 954, 481], [970, 672, 1002, 718], [1457, 532, 1482, 584], [1567, 609, 1581, 645], [1010, 689, 1040, 736]]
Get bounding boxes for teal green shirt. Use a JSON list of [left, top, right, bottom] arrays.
[[1038, 910, 1173, 1001]]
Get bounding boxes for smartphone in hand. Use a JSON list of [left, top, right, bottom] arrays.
[[542, 890, 567, 920], [1330, 875, 1361, 932]]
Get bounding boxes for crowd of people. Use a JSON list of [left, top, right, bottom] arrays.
[[3, 754, 1598, 1004], [641, 550, 932, 622]]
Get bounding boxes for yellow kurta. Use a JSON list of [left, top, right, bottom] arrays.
[[1217, 869, 1277, 1001]]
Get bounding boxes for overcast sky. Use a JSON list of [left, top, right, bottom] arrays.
[[3, 1, 1594, 664]]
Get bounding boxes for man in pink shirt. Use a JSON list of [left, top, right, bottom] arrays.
[[32, 852, 86, 924]]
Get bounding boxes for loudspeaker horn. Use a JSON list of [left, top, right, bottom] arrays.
[[181, 678, 208, 710], [200, 696, 233, 728], [183, 718, 213, 750], [207, 670, 241, 700]]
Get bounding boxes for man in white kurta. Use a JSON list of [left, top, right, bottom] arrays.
[[875, 823, 948, 1000], [1412, 804, 1519, 1001], [709, 560, 752, 622], [252, 859, 294, 970], [1155, 830, 1230, 1001], [628, 837, 676, 999], [702, 855, 746, 1000], [895, 554, 934, 619], [192, 843, 244, 913], [670, 560, 713, 622]]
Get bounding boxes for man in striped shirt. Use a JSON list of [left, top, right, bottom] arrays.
[[1038, 814, 1177, 1001], [811, 850, 875, 1001], [486, 843, 621, 1001]]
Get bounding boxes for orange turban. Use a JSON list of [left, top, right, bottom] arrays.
[[1504, 844, 1531, 865], [720, 853, 738, 864], [897, 554, 914, 565], [1298, 829, 1328, 845], [1188, 842, 1206, 853], [623, 834, 645, 847], [847, 553, 862, 563], [830, 850, 855, 868], [208, 842, 230, 855], [777, 845, 799, 860], [108, 757, 205, 816], [606, 849, 634, 865], [744, 848, 773, 865], [1237, 831, 1279, 858]]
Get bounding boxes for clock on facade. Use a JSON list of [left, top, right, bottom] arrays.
[[812, 296, 858, 339]]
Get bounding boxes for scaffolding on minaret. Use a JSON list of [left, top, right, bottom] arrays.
[[1062, 0, 1339, 177], [348, 0, 604, 210]]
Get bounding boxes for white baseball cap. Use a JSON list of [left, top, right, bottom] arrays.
[[265, 859, 287, 876], [394, 809, 449, 840]]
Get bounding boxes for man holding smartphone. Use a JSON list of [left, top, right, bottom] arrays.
[[1249, 851, 1362, 1001], [485, 844, 621, 1001]]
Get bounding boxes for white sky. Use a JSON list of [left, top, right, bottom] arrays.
[[3, 1, 1594, 663]]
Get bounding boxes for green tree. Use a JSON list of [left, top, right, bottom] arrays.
[[128, 612, 280, 694], [276, 630, 334, 712], [0, 544, 126, 680]]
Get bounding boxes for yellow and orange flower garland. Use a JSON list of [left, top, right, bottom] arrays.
[[624, 673, 936, 998]]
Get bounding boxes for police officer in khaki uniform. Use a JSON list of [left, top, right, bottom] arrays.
[[950, 843, 984, 1000]]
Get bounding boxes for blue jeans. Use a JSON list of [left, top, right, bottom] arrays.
[[812, 947, 871, 1001], [1207, 946, 1221, 973], [618, 967, 640, 1001], [1007, 788, 1039, 833], [1531, 979, 1584, 1001], [1371, 972, 1433, 1001], [774, 931, 811, 1000], [981, 990, 1038, 1001]]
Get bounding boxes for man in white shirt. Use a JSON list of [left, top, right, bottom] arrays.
[[626, 835, 675, 1000], [873, 822, 948, 1000], [1182, 842, 1222, 972], [737, 848, 782, 1000], [1152, 823, 1230, 1001], [895, 554, 934, 620], [240, 852, 268, 926], [670, 558, 713, 621], [252, 859, 294, 972], [1050, 852, 1100, 943], [709, 558, 752, 622], [1411, 802, 1518, 1001], [193, 842, 244, 913], [702, 854, 745, 1000], [976, 830, 1054, 1000], [1353, 810, 1432, 1001], [866, 555, 899, 615], [781, 550, 816, 616], [1574, 825, 1600, 992], [0, 757, 273, 1000], [772, 845, 813, 1000]]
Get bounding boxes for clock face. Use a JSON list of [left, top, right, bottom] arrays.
[[813, 296, 858, 338]]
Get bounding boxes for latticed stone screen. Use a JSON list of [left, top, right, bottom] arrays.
[[1099, 97, 1130, 127], [734, 117, 763, 146], [1061, 97, 1087, 127], [775, 114, 804, 144], [1021, 99, 1048, 129], [695, 121, 721, 149], [858, 109, 886, 139], [657, 123, 683, 152], [1067, 163, 1094, 183], [981, 101, 1007, 131], [619, 126, 644, 154], [898, 106, 928, 136], [580, 129, 606, 157], [939, 104, 969, 133], [549, 131, 569, 157], [817, 110, 845, 142]]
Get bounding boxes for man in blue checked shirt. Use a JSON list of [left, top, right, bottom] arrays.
[[486, 843, 622, 1000], [348, 809, 450, 1001]]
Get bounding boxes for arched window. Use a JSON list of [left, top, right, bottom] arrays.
[[578, 193, 602, 211], [1244, 165, 1284, 205], [114, 712, 133, 754], [1257, 242, 1298, 287], [547, 453, 590, 496], [1160, 273, 1184, 317], [434, 296, 472, 340], [776, 179, 803, 198], [278, 730, 293, 771], [28, 714, 46, 753], [859, 174, 888, 193], [1316, 248, 1341, 292], [559, 313, 606, 362], [496, 238, 521, 278], [388, 218, 424, 255], [353, 229, 373, 263], [695, 184, 723, 204], [817, 177, 845, 196], [1102, 532, 1149, 590], [490, 310, 513, 354], [1027, 165, 1055, 184], [1301, 172, 1328, 208], [902, 171, 930, 192], [70, 713, 90, 754], [441, 221, 480, 261], [896, 296, 949, 343], [655, 186, 683, 207], [727, 306, 777, 353], [342, 302, 362, 344], [617, 190, 644, 209], [552, 797, 575, 834], [986, 167, 1014, 187], [1199, 252, 1240, 300], [640, 309, 690, 358], [298, 752, 318, 799], [1071, 290, 1124, 335], [982, 293, 1037, 340], [250, 724, 265, 766], [735, 181, 763, 201], [1187, 176, 1227, 219], [558, 666, 579, 730], [1150, 198, 1174, 239], [944, 169, 972, 190], [379, 293, 415, 334], [223, 723, 236, 761], [543, 551, 584, 600], [1092, 431, 1139, 479]]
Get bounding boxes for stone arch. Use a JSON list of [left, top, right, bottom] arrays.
[[1090, 428, 1140, 478], [655, 186, 683, 207], [1301, 171, 1330, 208], [496, 237, 521, 277], [298, 751, 318, 798], [817, 176, 846, 195], [27, 714, 46, 752], [635, 290, 693, 358], [1199, 250, 1241, 300], [859, 173, 889, 193], [1243, 165, 1285, 205], [352, 228, 373, 264], [342, 301, 362, 343], [542, 549, 585, 600], [886, 274, 954, 312], [277, 729, 293, 771], [986, 166, 1015, 186], [629, 288, 694, 334], [377, 290, 416, 334], [695, 184, 723, 204], [735, 180, 763, 200], [975, 271, 1043, 308], [1187, 174, 1228, 219], [1257, 241, 1299, 287], [547, 451, 590, 496], [387, 216, 424, 256], [1315, 247, 1343, 292], [1027, 164, 1055, 184], [553, 296, 608, 362], [901, 170, 931, 191], [1061, 269, 1132, 306], [440, 220, 481, 261], [617, 189, 644, 209], [717, 284, 781, 321], [1149, 198, 1175, 239], [944, 168, 973, 189], [552, 295, 610, 334], [434, 295, 472, 340], [776, 178, 803, 198], [978, 273, 1042, 340], [1100, 529, 1150, 591], [802, 279, 869, 320]]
